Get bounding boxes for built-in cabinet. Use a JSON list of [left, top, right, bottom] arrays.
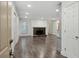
[[61, 2, 79, 58], [0, 2, 11, 57]]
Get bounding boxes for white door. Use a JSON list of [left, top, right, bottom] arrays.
[[72, 3, 79, 57], [62, 3, 79, 58]]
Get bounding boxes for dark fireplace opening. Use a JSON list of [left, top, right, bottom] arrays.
[[33, 27, 46, 36]]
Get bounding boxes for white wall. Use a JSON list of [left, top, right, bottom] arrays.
[[49, 20, 59, 36], [49, 19, 61, 52], [11, 4, 19, 53], [19, 19, 48, 36], [52, 21, 58, 35], [48, 2, 61, 37]]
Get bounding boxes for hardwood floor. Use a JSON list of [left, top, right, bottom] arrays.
[[14, 35, 66, 58]]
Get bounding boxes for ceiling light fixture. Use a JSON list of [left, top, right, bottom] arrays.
[[24, 16, 28, 18], [25, 12, 29, 15], [56, 9, 59, 12], [27, 4, 31, 7]]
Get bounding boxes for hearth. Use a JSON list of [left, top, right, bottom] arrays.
[[33, 27, 46, 36]]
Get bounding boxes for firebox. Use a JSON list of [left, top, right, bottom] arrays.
[[33, 27, 46, 36]]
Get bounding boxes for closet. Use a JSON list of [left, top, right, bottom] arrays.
[[0, 2, 11, 57]]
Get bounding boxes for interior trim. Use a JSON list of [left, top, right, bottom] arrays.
[[0, 47, 8, 55]]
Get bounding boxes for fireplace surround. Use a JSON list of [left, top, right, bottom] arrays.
[[33, 27, 46, 36]]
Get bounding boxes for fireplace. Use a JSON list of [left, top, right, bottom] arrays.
[[33, 27, 46, 36]]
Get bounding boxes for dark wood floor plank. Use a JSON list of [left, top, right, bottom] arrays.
[[14, 35, 66, 58]]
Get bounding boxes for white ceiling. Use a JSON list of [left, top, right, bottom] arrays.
[[13, 1, 61, 20]]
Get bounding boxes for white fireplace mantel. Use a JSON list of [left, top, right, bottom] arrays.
[[31, 20, 48, 36]]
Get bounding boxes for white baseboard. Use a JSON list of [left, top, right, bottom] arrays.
[[0, 47, 9, 58]]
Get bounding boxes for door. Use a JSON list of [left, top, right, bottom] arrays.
[[0, 2, 11, 58], [72, 3, 79, 57], [62, 3, 79, 57]]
